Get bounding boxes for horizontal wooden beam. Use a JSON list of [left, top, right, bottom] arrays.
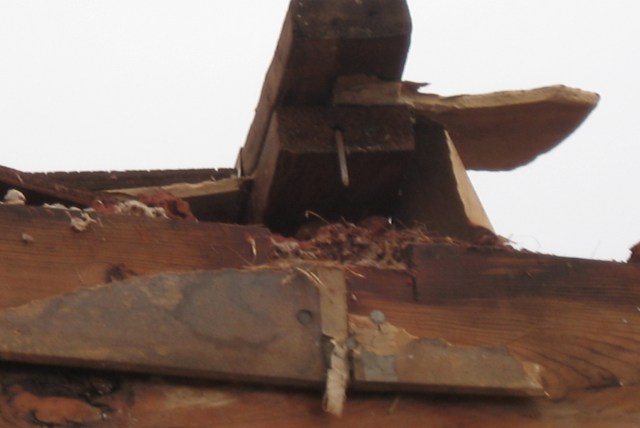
[[347, 246, 640, 399], [26, 168, 235, 191], [0, 204, 270, 308], [334, 77, 600, 170], [0, 364, 638, 427]]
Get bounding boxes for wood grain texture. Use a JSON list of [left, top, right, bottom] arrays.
[[347, 245, 640, 399], [0, 165, 98, 207], [0, 204, 270, 309], [26, 169, 235, 191], [239, 0, 411, 175], [334, 78, 600, 170], [0, 365, 638, 427], [0, 270, 327, 386]]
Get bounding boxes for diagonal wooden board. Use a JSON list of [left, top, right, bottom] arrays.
[[0, 269, 327, 386]]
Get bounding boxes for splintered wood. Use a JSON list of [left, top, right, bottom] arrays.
[[334, 77, 600, 170]]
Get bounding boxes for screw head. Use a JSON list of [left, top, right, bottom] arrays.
[[345, 336, 358, 350], [369, 309, 386, 325], [296, 309, 313, 325]]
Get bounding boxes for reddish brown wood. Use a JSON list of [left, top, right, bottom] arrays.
[[0, 205, 270, 308], [0, 165, 98, 208], [1, 365, 638, 427], [346, 245, 640, 399], [26, 169, 235, 191]]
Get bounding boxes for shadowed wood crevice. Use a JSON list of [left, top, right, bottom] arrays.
[[395, 118, 493, 240]]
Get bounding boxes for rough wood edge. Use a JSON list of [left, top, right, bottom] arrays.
[[334, 77, 600, 170], [107, 177, 248, 199]]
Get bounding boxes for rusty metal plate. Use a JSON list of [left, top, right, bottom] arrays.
[[0, 269, 327, 386]]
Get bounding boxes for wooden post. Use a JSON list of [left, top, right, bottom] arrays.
[[239, 0, 412, 176], [249, 106, 415, 234]]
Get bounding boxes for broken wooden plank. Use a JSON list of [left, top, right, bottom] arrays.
[[249, 106, 415, 234], [334, 78, 600, 170], [239, 0, 412, 176], [349, 314, 544, 397], [346, 245, 640, 399], [0, 204, 270, 308], [394, 118, 493, 240], [106, 177, 251, 223], [26, 168, 235, 191], [0, 165, 99, 208]]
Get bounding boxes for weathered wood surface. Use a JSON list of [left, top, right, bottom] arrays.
[[0, 365, 638, 427], [26, 168, 235, 191], [23, 169, 246, 223], [334, 79, 600, 170], [395, 118, 493, 239], [0, 165, 98, 207], [0, 263, 543, 401], [0, 204, 270, 308], [0, 217, 640, 427], [107, 177, 251, 223], [0, 270, 327, 386], [239, 0, 411, 176], [250, 106, 415, 233], [347, 246, 640, 399]]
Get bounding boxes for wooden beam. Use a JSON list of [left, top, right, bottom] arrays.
[[0, 355, 639, 427], [26, 168, 235, 191], [394, 118, 493, 239], [250, 106, 415, 235], [0, 263, 543, 401], [0, 204, 270, 309], [335, 77, 600, 170], [239, 0, 412, 176], [346, 245, 640, 399], [0, 269, 329, 387]]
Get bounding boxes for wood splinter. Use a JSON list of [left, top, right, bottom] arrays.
[[334, 128, 350, 187]]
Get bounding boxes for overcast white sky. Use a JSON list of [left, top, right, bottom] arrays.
[[1, 1, 639, 261]]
